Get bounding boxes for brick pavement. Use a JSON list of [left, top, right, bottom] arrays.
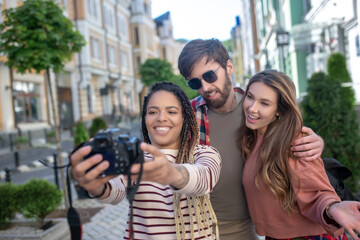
[[73, 199, 129, 240]]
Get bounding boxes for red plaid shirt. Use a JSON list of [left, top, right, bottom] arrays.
[[265, 233, 348, 240], [191, 87, 244, 145]]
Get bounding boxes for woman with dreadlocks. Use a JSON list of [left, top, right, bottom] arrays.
[[70, 82, 221, 239]]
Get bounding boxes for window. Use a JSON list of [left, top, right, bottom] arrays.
[[121, 51, 128, 70], [136, 56, 141, 73], [162, 47, 166, 59], [86, 0, 98, 18], [107, 45, 116, 65], [13, 81, 42, 123], [356, 35, 360, 57], [134, 27, 139, 45], [86, 84, 94, 113], [91, 37, 101, 60], [117, 14, 128, 39], [103, 2, 115, 28]]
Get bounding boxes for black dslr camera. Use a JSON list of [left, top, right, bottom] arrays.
[[83, 128, 143, 175]]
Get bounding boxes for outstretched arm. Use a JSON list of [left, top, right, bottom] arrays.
[[327, 201, 360, 240], [130, 143, 221, 195], [291, 126, 324, 161], [130, 143, 190, 189]]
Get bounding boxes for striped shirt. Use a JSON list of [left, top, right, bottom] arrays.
[[99, 144, 222, 240]]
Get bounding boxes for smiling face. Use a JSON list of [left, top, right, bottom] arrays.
[[243, 82, 279, 135], [145, 90, 184, 149], [189, 57, 233, 112]]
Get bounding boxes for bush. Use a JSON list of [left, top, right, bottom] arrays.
[[14, 136, 29, 144], [46, 130, 56, 138], [89, 117, 107, 137], [0, 183, 20, 229], [18, 179, 62, 226], [73, 121, 89, 147], [301, 71, 360, 191]]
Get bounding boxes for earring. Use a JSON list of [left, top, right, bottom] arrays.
[[275, 115, 280, 120]]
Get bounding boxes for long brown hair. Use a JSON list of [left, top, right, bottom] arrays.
[[237, 70, 303, 211]]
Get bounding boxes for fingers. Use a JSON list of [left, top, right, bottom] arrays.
[[70, 145, 92, 166], [292, 148, 321, 161], [130, 160, 160, 175], [301, 126, 313, 135], [291, 127, 323, 161], [140, 142, 164, 158]]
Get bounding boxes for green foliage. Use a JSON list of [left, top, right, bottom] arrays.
[[0, 184, 20, 229], [18, 179, 62, 226], [89, 117, 108, 137], [140, 58, 199, 100], [301, 71, 360, 191], [0, 0, 86, 73], [327, 52, 356, 109], [170, 74, 200, 100], [14, 136, 29, 144], [222, 39, 232, 53], [73, 121, 89, 146], [327, 52, 351, 83], [140, 58, 174, 87], [46, 130, 56, 138]]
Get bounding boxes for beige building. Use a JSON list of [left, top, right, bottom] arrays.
[[0, 0, 185, 139]]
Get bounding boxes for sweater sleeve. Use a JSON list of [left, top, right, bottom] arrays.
[[173, 145, 222, 196], [290, 157, 344, 237], [98, 175, 127, 205]]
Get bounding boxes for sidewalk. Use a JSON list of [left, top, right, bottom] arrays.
[[0, 123, 141, 239], [73, 199, 129, 240]]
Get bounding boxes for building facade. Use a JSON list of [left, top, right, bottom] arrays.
[[0, 0, 186, 138], [235, 0, 359, 102]]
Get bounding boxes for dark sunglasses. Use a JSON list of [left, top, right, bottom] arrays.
[[187, 66, 221, 90]]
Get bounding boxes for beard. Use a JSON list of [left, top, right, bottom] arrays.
[[203, 73, 232, 109]]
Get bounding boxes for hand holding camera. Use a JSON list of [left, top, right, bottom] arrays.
[[70, 128, 144, 198]]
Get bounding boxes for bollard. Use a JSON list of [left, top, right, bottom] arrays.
[[9, 133, 14, 151], [28, 131, 33, 147], [5, 168, 11, 183], [53, 152, 60, 189], [14, 151, 20, 167]]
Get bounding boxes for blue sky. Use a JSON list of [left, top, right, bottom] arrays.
[[151, 0, 242, 41]]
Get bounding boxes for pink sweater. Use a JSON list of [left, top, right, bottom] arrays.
[[100, 144, 221, 240], [242, 135, 343, 239]]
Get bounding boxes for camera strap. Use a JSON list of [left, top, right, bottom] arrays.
[[125, 143, 144, 240]]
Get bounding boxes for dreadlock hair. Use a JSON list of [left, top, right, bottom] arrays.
[[142, 82, 218, 240]]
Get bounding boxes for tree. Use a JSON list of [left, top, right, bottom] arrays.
[[327, 52, 356, 109], [0, 0, 86, 207], [140, 58, 174, 86], [73, 121, 89, 147], [301, 71, 360, 191], [140, 58, 199, 99]]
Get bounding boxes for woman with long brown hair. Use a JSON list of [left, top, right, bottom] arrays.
[[237, 70, 360, 240]]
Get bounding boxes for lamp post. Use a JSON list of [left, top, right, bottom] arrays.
[[276, 31, 290, 72]]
